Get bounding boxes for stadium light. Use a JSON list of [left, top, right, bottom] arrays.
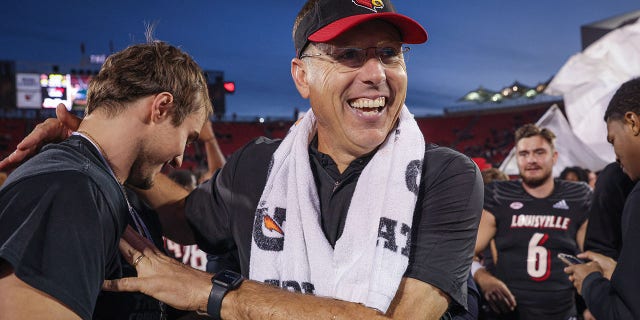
[[223, 81, 235, 94]]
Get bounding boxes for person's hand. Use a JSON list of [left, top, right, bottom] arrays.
[[564, 261, 603, 295], [583, 308, 596, 320], [474, 268, 517, 314], [578, 250, 616, 280], [102, 226, 213, 312], [0, 104, 81, 171], [198, 119, 215, 142]]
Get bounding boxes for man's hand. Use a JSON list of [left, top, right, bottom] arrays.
[[0, 104, 81, 170], [103, 226, 213, 312], [583, 309, 596, 320], [564, 261, 603, 295], [578, 250, 617, 280], [474, 268, 517, 314]]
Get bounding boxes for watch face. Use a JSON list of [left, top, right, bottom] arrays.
[[213, 270, 244, 288]]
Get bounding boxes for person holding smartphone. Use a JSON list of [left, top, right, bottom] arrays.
[[565, 78, 640, 320]]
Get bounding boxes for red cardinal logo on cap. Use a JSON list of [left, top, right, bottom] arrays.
[[353, 0, 384, 13]]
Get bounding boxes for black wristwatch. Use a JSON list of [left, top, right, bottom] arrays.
[[206, 269, 244, 319]]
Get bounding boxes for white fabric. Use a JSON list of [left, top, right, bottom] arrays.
[[545, 18, 640, 163], [470, 261, 484, 277], [249, 106, 425, 312]]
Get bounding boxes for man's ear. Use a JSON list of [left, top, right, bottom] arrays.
[[624, 111, 640, 136], [151, 92, 174, 123], [291, 58, 310, 99]]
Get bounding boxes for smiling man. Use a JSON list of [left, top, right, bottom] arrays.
[[473, 123, 592, 320], [0, 41, 211, 319], [0, 1, 483, 319], [103, 0, 483, 319]]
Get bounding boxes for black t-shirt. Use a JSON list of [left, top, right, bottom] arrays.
[[0, 136, 170, 320], [584, 162, 636, 260], [93, 189, 170, 320], [484, 179, 591, 317], [0, 136, 128, 320], [582, 182, 640, 319], [186, 138, 483, 308]]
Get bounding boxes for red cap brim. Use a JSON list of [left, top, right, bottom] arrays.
[[308, 12, 428, 44]]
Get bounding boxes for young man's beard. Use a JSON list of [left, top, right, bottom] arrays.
[[127, 157, 155, 190], [521, 172, 551, 189], [127, 174, 154, 190]]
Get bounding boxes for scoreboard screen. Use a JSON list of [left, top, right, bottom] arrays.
[[40, 73, 70, 109], [16, 73, 93, 110], [16, 73, 41, 109]]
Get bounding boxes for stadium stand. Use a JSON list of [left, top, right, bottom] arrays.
[[0, 100, 558, 174], [0, 119, 26, 161]]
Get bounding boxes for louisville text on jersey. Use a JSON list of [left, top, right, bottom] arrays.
[[510, 214, 571, 230]]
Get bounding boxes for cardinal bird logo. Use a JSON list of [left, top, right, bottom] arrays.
[[264, 215, 284, 235], [353, 0, 384, 12], [253, 207, 286, 251]]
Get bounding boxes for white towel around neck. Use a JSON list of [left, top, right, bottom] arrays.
[[249, 105, 425, 312]]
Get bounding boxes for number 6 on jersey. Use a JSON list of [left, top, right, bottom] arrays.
[[527, 232, 551, 281]]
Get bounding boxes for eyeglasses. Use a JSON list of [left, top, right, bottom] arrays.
[[299, 44, 409, 72]]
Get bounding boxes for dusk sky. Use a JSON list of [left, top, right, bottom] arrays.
[[1, 1, 638, 118]]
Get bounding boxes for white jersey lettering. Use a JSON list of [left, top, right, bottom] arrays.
[[510, 214, 571, 230]]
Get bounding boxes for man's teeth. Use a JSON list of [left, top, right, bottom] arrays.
[[349, 97, 386, 110]]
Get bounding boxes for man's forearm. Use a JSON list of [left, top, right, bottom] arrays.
[[223, 281, 386, 320], [221, 278, 448, 320], [108, 230, 451, 319], [202, 136, 225, 182], [135, 174, 195, 244]]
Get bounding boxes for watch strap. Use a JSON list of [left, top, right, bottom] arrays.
[[207, 280, 227, 320], [206, 270, 244, 319]]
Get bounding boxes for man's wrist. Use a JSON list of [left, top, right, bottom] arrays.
[[220, 280, 244, 319], [206, 270, 244, 319], [581, 271, 604, 297], [473, 267, 493, 285], [196, 283, 214, 315], [471, 260, 484, 278]]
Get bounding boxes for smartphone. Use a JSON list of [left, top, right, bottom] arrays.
[[558, 253, 584, 266]]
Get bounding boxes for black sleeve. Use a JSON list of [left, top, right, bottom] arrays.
[[582, 184, 640, 320], [0, 172, 120, 320], [405, 145, 484, 309], [185, 137, 275, 255], [185, 157, 236, 254], [584, 162, 635, 259], [582, 272, 636, 319], [482, 181, 501, 214]]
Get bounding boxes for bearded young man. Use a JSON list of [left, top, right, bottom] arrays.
[[473, 124, 591, 320], [0, 1, 484, 319], [0, 41, 212, 319]]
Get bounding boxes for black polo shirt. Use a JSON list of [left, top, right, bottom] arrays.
[[186, 137, 483, 308], [308, 136, 375, 247]]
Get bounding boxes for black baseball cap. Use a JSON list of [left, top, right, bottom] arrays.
[[294, 0, 428, 57]]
